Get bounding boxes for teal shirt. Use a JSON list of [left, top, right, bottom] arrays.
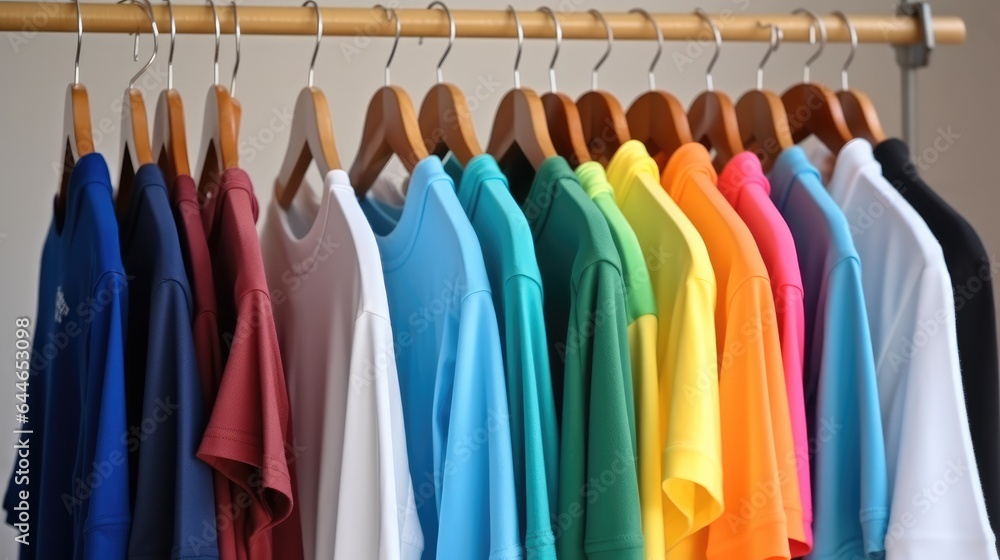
[[444, 154, 559, 559], [506, 156, 644, 560]]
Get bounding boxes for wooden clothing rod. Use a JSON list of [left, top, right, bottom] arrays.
[[0, 4, 966, 45]]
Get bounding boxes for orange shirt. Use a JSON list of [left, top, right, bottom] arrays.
[[660, 144, 800, 560]]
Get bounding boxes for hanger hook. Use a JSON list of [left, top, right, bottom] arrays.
[[793, 8, 826, 83], [831, 11, 857, 90], [507, 6, 523, 89], [419, 1, 454, 84], [756, 22, 782, 90], [374, 5, 400, 86], [118, 0, 157, 89], [630, 8, 662, 91], [163, 0, 176, 89], [230, 0, 241, 96], [588, 9, 613, 90], [537, 7, 561, 93], [694, 9, 721, 92], [74, 0, 83, 84], [207, 0, 220, 85], [302, 0, 322, 88]]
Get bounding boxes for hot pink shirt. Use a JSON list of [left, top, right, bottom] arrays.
[[717, 152, 812, 555]]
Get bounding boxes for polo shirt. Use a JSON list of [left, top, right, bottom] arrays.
[[661, 143, 798, 560], [821, 139, 996, 560], [606, 140, 723, 559], [767, 146, 888, 560], [717, 152, 811, 556]]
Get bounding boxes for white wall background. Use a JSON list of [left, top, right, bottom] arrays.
[[0, 0, 997, 557]]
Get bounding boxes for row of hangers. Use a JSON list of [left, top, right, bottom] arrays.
[[57, 1, 888, 226]]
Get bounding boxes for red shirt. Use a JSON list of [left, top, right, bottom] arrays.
[[197, 168, 303, 559]]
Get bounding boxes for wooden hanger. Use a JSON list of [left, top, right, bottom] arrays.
[[116, 0, 157, 214], [735, 23, 793, 172], [196, 0, 241, 198], [152, 0, 190, 186], [687, 10, 743, 171], [349, 5, 429, 196], [486, 7, 557, 172], [575, 9, 630, 166], [57, 0, 95, 225], [625, 8, 692, 165], [780, 9, 852, 153], [831, 11, 886, 144], [536, 7, 590, 168], [417, 2, 482, 166], [275, 1, 341, 209]]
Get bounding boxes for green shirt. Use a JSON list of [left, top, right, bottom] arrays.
[[508, 155, 644, 560], [444, 154, 559, 558]]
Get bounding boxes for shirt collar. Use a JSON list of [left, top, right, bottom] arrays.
[[827, 138, 879, 201], [660, 142, 717, 200], [717, 151, 769, 203]]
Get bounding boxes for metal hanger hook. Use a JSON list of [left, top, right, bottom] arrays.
[[118, 0, 157, 89], [74, 0, 83, 84], [374, 4, 400, 86], [831, 11, 858, 90], [163, 0, 176, 89], [588, 9, 613, 91], [230, 0, 241, 96], [419, 1, 454, 84], [630, 8, 662, 91], [302, 0, 322, 88], [756, 22, 782, 90], [793, 8, 826, 83], [508, 6, 523, 89], [537, 7, 561, 93], [694, 9, 721, 92], [207, 0, 220, 86]]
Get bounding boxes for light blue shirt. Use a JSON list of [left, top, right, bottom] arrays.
[[361, 156, 523, 560], [768, 146, 889, 560]]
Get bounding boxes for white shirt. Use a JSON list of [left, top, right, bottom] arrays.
[[261, 170, 423, 560], [819, 140, 997, 559]]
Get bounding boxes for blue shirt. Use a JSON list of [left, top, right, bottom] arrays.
[[4, 153, 131, 559], [444, 154, 559, 559], [768, 147, 889, 559], [361, 156, 523, 560], [118, 165, 218, 559]]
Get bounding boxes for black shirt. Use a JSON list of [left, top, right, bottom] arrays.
[[874, 138, 1000, 536]]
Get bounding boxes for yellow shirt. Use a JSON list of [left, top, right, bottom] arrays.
[[661, 143, 800, 560], [607, 140, 724, 559]]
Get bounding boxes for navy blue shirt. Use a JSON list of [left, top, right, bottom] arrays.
[[4, 153, 132, 559], [118, 164, 218, 559]]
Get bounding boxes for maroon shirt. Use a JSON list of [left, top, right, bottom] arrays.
[[195, 168, 303, 560]]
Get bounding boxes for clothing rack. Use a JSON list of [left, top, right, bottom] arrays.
[[0, 3, 964, 146]]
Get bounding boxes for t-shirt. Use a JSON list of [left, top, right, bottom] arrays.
[[660, 143, 798, 560], [4, 152, 131, 559], [605, 140, 723, 559], [767, 146, 888, 560], [443, 154, 559, 559], [505, 155, 643, 560], [118, 164, 218, 559], [261, 169, 424, 560], [874, 138, 1000, 541], [360, 156, 522, 560], [575, 160, 654, 454], [197, 168, 303, 560], [818, 139, 997, 560], [717, 152, 811, 556]]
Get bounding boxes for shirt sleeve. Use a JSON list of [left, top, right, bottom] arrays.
[[560, 261, 644, 560], [882, 265, 998, 559], [334, 311, 424, 560], [128, 279, 218, 559], [810, 257, 888, 560], [436, 290, 522, 560], [79, 271, 131, 560], [504, 275, 559, 557]]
